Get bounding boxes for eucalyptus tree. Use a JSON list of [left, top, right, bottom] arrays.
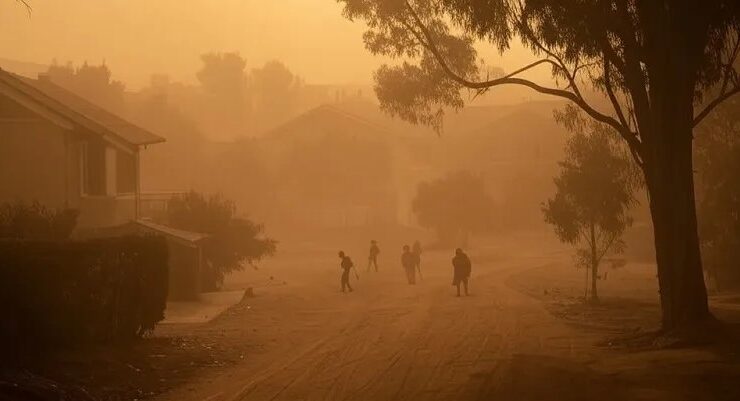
[[338, 0, 740, 330], [543, 106, 638, 302]]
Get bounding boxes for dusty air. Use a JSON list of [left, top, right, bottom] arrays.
[[1, 1, 740, 400]]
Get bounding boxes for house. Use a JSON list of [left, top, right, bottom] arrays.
[[0, 68, 214, 301], [0, 68, 165, 229], [262, 104, 400, 228]]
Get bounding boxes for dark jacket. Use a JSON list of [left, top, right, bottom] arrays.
[[452, 253, 472, 280], [401, 251, 416, 269], [341, 256, 354, 275]]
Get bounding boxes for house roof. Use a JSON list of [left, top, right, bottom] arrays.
[[0, 68, 164, 148], [265, 104, 394, 141], [134, 220, 210, 246]]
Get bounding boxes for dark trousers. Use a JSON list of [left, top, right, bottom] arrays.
[[368, 256, 378, 272], [405, 266, 416, 284], [341, 272, 352, 292], [455, 277, 469, 296]]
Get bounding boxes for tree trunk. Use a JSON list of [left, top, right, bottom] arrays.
[[637, 2, 711, 331], [642, 79, 710, 330], [645, 145, 710, 331]]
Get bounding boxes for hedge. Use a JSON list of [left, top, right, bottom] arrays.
[[0, 235, 168, 357]]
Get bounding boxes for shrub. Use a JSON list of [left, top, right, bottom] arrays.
[[0, 235, 168, 359], [0, 201, 78, 240], [166, 192, 276, 290]]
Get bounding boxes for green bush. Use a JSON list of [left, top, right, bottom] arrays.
[[0, 235, 168, 357]]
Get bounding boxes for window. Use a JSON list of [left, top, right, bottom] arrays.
[[116, 150, 136, 194], [79, 141, 105, 196]]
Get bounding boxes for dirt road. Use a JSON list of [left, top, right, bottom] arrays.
[[157, 241, 631, 401]]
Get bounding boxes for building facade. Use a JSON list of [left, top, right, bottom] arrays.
[[0, 69, 165, 229]]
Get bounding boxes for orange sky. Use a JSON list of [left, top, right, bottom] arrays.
[[0, 0, 545, 89]]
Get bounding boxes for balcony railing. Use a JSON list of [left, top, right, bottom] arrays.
[[77, 191, 186, 228]]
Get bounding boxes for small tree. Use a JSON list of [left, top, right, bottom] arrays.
[[339, 0, 740, 331], [166, 192, 276, 290], [412, 171, 494, 246], [543, 106, 638, 302]]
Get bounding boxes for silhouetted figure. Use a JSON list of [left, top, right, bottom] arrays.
[[412, 240, 422, 278], [338, 251, 354, 292], [452, 248, 472, 296], [401, 245, 416, 285], [368, 240, 380, 272]]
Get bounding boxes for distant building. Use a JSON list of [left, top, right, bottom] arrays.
[[0, 69, 165, 229], [263, 104, 399, 228]]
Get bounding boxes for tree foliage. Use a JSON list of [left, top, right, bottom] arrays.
[[194, 54, 301, 135], [696, 91, 740, 289], [197, 52, 248, 103], [339, 0, 740, 329], [166, 192, 276, 289], [251, 60, 302, 130], [340, 0, 739, 140], [412, 171, 494, 246], [46, 61, 126, 112], [543, 106, 638, 300]]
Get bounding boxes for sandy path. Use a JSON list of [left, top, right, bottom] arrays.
[[157, 244, 627, 401]]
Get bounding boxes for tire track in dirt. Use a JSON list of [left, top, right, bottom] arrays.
[[160, 249, 588, 401]]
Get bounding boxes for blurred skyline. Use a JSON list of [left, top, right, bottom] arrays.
[[0, 0, 546, 89]]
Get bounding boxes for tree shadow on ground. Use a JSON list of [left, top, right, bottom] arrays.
[[470, 354, 632, 401], [469, 352, 740, 401]]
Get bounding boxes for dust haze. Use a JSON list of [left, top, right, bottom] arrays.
[[1, 1, 740, 401]]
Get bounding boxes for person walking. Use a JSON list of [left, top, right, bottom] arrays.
[[401, 245, 417, 285], [452, 248, 472, 296], [338, 251, 355, 293], [367, 240, 380, 272], [412, 240, 422, 279]]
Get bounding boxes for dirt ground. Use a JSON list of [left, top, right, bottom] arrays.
[[8, 230, 740, 401]]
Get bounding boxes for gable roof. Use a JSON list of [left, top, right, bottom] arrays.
[[0, 68, 164, 148], [265, 104, 394, 141]]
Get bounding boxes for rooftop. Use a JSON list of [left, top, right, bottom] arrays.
[[0, 68, 164, 148], [134, 219, 210, 245]]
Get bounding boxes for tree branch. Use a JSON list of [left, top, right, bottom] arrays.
[[402, 1, 643, 159], [603, 57, 644, 167], [603, 58, 629, 130], [15, 0, 31, 15], [693, 84, 740, 127], [610, 0, 652, 134], [719, 33, 740, 95], [596, 231, 620, 263], [516, 20, 586, 100]]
